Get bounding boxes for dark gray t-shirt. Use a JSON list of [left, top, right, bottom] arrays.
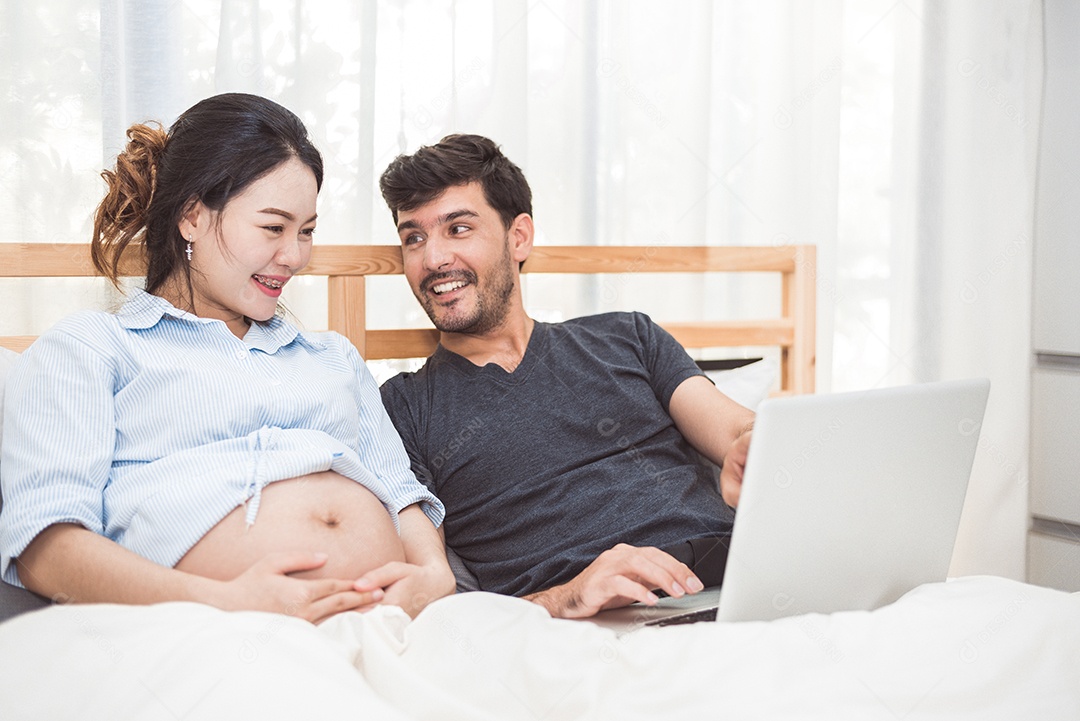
[[380, 311, 735, 596]]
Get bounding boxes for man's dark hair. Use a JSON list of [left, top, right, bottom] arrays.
[[379, 134, 532, 229]]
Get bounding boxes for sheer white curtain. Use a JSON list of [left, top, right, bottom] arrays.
[[885, 1, 1041, 579], [0, 0, 1042, 578]]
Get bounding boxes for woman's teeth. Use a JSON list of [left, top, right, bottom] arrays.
[[253, 274, 284, 289]]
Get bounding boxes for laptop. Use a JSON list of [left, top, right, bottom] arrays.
[[590, 377, 990, 631]]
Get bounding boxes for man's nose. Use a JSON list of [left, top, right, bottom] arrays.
[[423, 234, 454, 271]]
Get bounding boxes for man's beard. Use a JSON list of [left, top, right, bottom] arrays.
[[419, 240, 516, 335]]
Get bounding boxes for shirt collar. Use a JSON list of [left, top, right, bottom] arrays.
[[116, 288, 198, 329], [117, 288, 318, 354]]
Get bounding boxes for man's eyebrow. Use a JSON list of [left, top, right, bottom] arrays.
[[257, 208, 318, 224], [442, 209, 479, 223], [396, 209, 479, 234]]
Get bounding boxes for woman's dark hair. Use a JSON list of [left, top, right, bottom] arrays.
[[92, 93, 323, 297], [379, 134, 532, 229]]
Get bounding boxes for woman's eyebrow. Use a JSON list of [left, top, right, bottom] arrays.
[[257, 207, 318, 223]]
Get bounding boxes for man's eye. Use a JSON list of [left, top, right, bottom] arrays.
[[402, 233, 424, 246], [449, 224, 470, 235]]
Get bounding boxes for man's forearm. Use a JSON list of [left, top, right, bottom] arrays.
[[669, 375, 756, 467]]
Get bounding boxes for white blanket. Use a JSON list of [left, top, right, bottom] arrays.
[[1, 575, 1077, 720]]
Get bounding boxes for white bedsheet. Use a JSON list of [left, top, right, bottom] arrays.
[[1, 575, 1077, 720]]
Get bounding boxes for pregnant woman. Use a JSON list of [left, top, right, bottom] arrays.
[[0, 93, 453, 623]]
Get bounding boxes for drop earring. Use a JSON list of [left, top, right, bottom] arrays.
[[185, 235, 193, 262]]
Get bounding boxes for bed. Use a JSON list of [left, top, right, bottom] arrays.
[[1, 242, 1078, 720]]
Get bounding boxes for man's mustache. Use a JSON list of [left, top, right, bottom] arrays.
[[420, 270, 477, 294]]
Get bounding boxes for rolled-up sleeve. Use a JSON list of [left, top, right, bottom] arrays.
[[0, 329, 116, 586], [344, 340, 444, 529]]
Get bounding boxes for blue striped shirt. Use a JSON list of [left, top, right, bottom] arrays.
[[0, 289, 444, 587]]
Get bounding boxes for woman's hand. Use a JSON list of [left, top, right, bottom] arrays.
[[211, 550, 386, 624], [352, 558, 456, 618], [18, 526, 380, 625], [350, 503, 456, 618]]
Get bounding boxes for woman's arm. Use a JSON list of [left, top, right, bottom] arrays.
[[337, 339, 453, 616], [18, 523, 382, 623], [352, 503, 455, 617], [3, 324, 383, 622]]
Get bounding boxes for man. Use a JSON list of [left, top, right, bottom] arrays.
[[378, 134, 753, 619]]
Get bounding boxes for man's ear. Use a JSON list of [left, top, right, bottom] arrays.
[[178, 198, 209, 241], [509, 213, 534, 266]]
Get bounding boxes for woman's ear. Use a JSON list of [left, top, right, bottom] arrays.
[[509, 213, 535, 266], [178, 198, 207, 241]]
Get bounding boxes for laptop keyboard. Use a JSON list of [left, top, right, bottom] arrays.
[[645, 606, 718, 627]]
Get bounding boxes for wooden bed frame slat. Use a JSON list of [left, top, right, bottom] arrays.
[[662, 320, 794, 349], [0, 244, 804, 276], [364, 329, 442, 360], [1, 243, 817, 393], [1, 337, 36, 354], [522, 245, 800, 274], [782, 245, 817, 394], [328, 275, 367, 359]]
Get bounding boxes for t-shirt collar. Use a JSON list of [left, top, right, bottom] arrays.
[[431, 321, 548, 380]]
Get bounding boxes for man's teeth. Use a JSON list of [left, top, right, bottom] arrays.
[[253, 274, 284, 289], [432, 280, 467, 295]]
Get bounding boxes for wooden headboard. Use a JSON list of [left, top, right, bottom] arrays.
[[0, 243, 816, 394]]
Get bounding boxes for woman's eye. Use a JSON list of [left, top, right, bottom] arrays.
[[300, 227, 316, 238], [264, 225, 285, 234]]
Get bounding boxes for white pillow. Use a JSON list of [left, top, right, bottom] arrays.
[[0, 346, 18, 456], [705, 357, 778, 411]]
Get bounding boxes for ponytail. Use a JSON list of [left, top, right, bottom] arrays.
[[91, 123, 168, 286]]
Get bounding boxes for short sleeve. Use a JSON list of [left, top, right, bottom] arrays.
[[632, 312, 706, 410]]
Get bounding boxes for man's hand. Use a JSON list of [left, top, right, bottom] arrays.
[[524, 544, 705, 619], [720, 429, 751, 507], [353, 558, 456, 618]]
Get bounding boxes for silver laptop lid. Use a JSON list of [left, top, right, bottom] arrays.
[[716, 378, 990, 623]]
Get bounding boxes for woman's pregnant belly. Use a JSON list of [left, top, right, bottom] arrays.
[[174, 471, 405, 581]]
